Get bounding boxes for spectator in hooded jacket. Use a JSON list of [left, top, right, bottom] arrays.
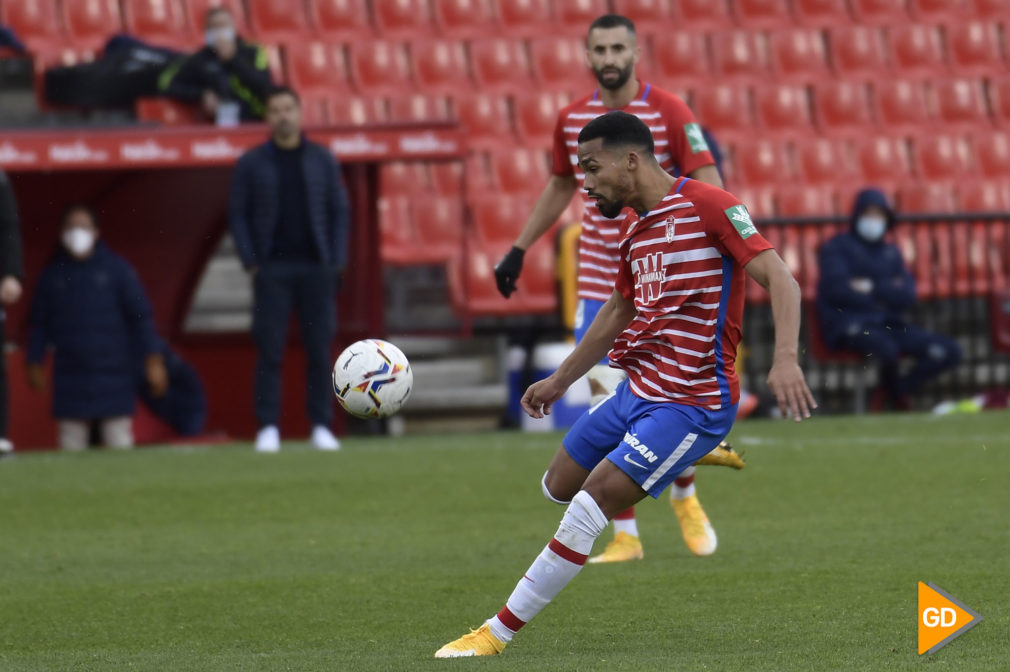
[[816, 188, 962, 409], [0, 168, 24, 456], [158, 6, 273, 123], [26, 205, 168, 450]]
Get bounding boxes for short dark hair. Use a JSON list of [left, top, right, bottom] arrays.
[[60, 203, 98, 228], [266, 85, 300, 106], [577, 111, 654, 155], [204, 6, 232, 26], [588, 14, 636, 36]]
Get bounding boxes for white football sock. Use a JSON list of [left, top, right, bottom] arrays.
[[612, 517, 639, 537], [486, 490, 609, 643], [671, 466, 696, 500]]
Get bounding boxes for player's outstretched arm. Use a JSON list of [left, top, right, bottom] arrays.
[[744, 249, 817, 422], [494, 175, 579, 298], [521, 289, 636, 419]]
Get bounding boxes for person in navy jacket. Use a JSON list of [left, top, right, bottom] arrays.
[[26, 205, 168, 450], [228, 86, 350, 453], [816, 188, 961, 409]]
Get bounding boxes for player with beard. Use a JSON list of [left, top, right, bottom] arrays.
[[493, 14, 734, 564]]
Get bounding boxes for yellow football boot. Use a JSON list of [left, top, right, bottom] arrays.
[[671, 494, 717, 556], [434, 624, 506, 658], [694, 440, 745, 470], [586, 531, 643, 564]]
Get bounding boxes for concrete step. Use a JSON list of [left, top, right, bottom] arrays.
[[406, 382, 508, 413], [410, 357, 496, 389]]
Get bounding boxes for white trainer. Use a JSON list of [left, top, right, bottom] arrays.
[[311, 425, 341, 451], [255, 426, 280, 453], [0, 438, 13, 457]]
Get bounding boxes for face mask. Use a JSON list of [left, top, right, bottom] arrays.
[[856, 215, 887, 242], [205, 27, 235, 47], [63, 228, 95, 257]]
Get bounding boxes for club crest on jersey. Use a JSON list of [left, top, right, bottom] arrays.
[[665, 216, 676, 243], [634, 251, 666, 304], [725, 204, 758, 239]]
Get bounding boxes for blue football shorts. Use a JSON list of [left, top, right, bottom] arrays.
[[562, 379, 738, 498], [573, 298, 609, 366]]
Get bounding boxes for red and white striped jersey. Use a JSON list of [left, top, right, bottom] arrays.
[[552, 83, 715, 302], [611, 177, 773, 409]]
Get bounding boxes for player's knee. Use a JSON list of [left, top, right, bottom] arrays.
[[542, 471, 572, 505]]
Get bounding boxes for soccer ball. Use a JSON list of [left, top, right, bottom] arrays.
[[332, 339, 413, 419]]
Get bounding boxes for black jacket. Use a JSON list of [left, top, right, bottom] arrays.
[[0, 169, 23, 281], [158, 39, 273, 121], [228, 139, 350, 270]]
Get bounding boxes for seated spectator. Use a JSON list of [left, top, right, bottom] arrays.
[[816, 188, 962, 409], [26, 205, 168, 450], [158, 6, 273, 123]]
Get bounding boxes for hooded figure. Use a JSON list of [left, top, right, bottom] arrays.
[[816, 188, 961, 408]]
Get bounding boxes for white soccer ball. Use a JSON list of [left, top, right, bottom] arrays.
[[332, 339, 413, 419]]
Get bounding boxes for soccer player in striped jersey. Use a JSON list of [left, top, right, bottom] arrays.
[[436, 111, 814, 659], [494, 14, 731, 563]]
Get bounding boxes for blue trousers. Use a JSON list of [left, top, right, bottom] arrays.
[[252, 261, 338, 428]]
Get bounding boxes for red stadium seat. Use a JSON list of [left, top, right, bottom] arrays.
[[853, 136, 913, 186], [453, 92, 515, 149], [2, 0, 63, 52], [957, 181, 1010, 212], [387, 94, 453, 122], [121, 0, 190, 47], [731, 186, 776, 220], [553, 0, 609, 34], [61, 0, 126, 51], [732, 0, 793, 29], [611, 0, 674, 36], [246, 0, 310, 43], [430, 160, 464, 195], [471, 193, 525, 242], [911, 135, 973, 181], [731, 140, 792, 186], [873, 79, 931, 134], [529, 37, 591, 90], [488, 147, 551, 192], [514, 90, 570, 148], [284, 42, 351, 100], [908, 0, 972, 23], [298, 95, 330, 125], [973, 0, 1010, 17], [493, 0, 553, 37], [930, 78, 991, 130], [972, 131, 1010, 177], [754, 84, 814, 138], [711, 30, 768, 82], [306, 0, 373, 41], [449, 243, 555, 316], [378, 196, 419, 265], [849, 0, 909, 24], [135, 97, 201, 124], [650, 32, 711, 90], [795, 138, 854, 185], [792, 0, 851, 26], [380, 161, 431, 198], [947, 22, 1006, 77], [671, 0, 733, 30], [827, 25, 887, 81], [471, 38, 533, 93], [432, 0, 496, 38], [768, 29, 830, 84], [693, 85, 754, 143], [412, 195, 465, 262], [897, 183, 956, 214], [990, 76, 1010, 126], [812, 81, 873, 138], [410, 40, 471, 95], [373, 0, 434, 38], [348, 41, 413, 96], [776, 185, 838, 217], [325, 95, 389, 125], [887, 24, 946, 79]]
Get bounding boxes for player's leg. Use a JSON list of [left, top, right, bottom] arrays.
[[293, 263, 340, 450], [251, 264, 293, 452], [891, 324, 962, 403]]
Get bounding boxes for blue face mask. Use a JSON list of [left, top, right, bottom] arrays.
[[856, 215, 887, 242], [205, 27, 236, 48]]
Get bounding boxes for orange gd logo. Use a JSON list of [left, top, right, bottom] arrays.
[[918, 582, 982, 655]]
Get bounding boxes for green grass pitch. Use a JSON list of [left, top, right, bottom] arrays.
[[1, 412, 1007, 671]]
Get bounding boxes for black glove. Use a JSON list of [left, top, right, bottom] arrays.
[[493, 246, 525, 298]]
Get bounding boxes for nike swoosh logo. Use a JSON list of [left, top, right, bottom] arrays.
[[623, 454, 649, 469]]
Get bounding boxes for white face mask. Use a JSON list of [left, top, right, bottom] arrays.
[[205, 26, 236, 48], [63, 228, 96, 257], [856, 215, 887, 242]]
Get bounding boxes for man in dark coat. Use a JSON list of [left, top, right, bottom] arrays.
[[816, 188, 961, 409], [157, 6, 273, 122], [26, 206, 168, 450], [0, 168, 24, 455], [228, 86, 350, 452]]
